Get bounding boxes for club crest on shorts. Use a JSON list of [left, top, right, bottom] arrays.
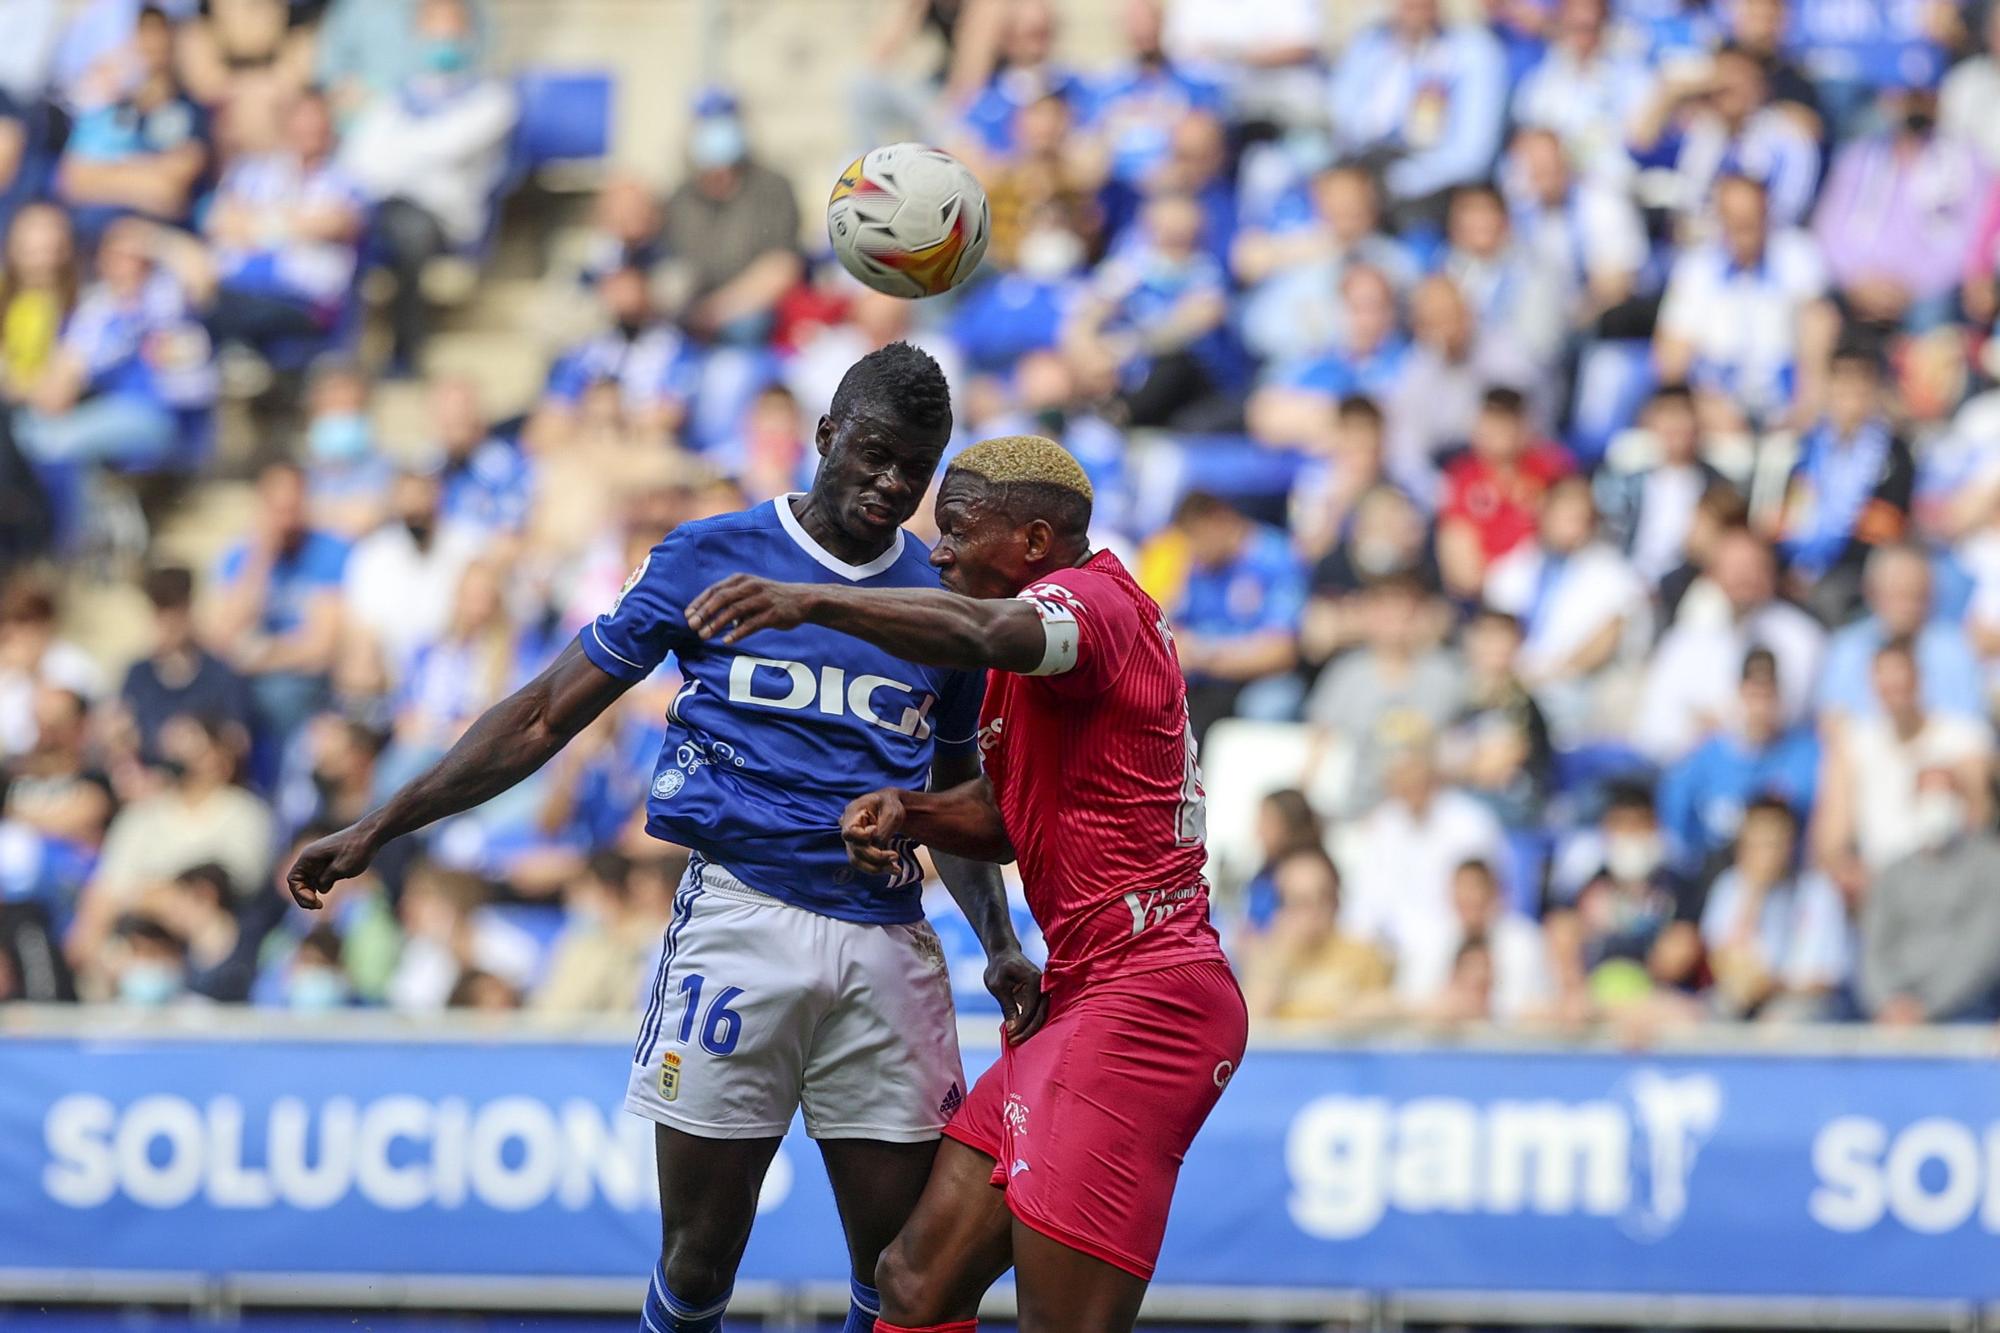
[[1003, 1093, 1030, 1137], [660, 1050, 682, 1101], [652, 769, 685, 800]]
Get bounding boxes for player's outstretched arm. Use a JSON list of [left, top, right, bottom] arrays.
[[687, 576, 1049, 674], [843, 777, 1014, 869], [287, 642, 632, 908], [928, 748, 1046, 1042]]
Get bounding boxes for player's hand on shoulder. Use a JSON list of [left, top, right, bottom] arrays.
[[286, 825, 378, 910], [985, 946, 1048, 1046], [840, 788, 906, 875], [687, 574, 813, 645]]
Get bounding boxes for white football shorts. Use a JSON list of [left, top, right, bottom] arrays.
[[625, 855, 965, 1142]]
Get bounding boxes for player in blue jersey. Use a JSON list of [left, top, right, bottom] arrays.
[[286, 343, 1045, 1333]]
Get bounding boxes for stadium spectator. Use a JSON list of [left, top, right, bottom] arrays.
[[198, 88, 366, 356], [1303, 483, 1441, 644], [55, 5, 210, 236], [1700, 796, 1849, 1022], [3, 686, 109, 853], [338, 0, 516, 373], [1247, 264, 1409, 452], [1239, 846, 1391, 1023], [1636, 525, 1824, 759], [0, 580, 103, 760], [279, 924, 353, 1011], [373, 556, 523, 793], [1484, 474, 1650, 745], [0, 0, 59, 107], [1813, 639, 1993, 888], [1628, 41, 1820, 230], [1235, 161, 1418, 368], [148, 861, 257, 1003], [1164, 492, 1304, 741], [1657, 648, 1819, 876], [1341, 732, 1506, 984], [1386, 275, 1541, 497], [297, 357, 390, 539], [1084, 1, 1224, 203], [274, 712, 386, 842], [1858, 764, 2000, 1025], [1723, 0, 1821, 132], [427, 375, 531, 538], [177, 0, 315, 154], [1065, 190, 1233, 430], [1814, 88, 1988, 337], [1291, 393, 1394, 563], [1546, 783, 1702, 1003], [105, 910, 193, 1007], [1775, 343, 1916, 621], [1236, 787, 1321, 936], [1655, 173, 1836, 432], [115, 565, 250, 766], [1327, 0, 1507, 215], [659, 88, 802, 345], [1305, 572, 1460, 817], [341, 463, 483, 680], [570, 174, 664, 289], [1816, 543, 1983, 722], [1401, 858, 1554, 1022], [1435, 181, 1566, 370], [316, 0, 493, 119], [206, 460, 347, 764], [0, 203, 78, 403], [385, 860, 535, 1012], [1161, 0, 1323, 131], [71, 712, 274, 964], [536, 263, 698, 446], [978, 93, 1101, 274], [1436, 386, 1575, 599], [14, 218, 215, 470], [1594, 384, 1724, 586], [1509, 0, 1650, 183], [1941, 3, 2000, 172], [533, 850, 667, 1014], [1439, 607, 1553, 830], [1504, 127, 1648, 338]]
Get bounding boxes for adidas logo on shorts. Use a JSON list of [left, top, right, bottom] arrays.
[[939, 1082, 964, 1119]]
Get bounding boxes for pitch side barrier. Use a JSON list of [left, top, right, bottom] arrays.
[[2, 1009, 1995, 1329]]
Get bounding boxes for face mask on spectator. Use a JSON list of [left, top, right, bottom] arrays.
[[421, 38, 472, 75], [1604, 832, 1662, 882], [1912, 790, 1966, 851], [118, 962, 181, 1007], [690, 117, 746, 170], [1017, 228, 1083, 280], [1351, 538, 1404, 577], [309, 412, 372, 465], [288, 967, 348, 1013]]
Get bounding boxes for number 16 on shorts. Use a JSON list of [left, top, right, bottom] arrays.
[[662, 973, 744, 1101]]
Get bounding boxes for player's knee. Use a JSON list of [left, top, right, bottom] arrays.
[[874, 1237, 963, 1325], [658, 1234, 734, 1307]]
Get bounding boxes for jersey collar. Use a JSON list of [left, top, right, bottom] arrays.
[[775, 493, 906, 581]]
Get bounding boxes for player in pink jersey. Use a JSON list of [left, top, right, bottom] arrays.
[[687, 435, 1247, 1333]]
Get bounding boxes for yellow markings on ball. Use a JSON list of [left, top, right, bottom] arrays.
[[828, 156, 865, 204]]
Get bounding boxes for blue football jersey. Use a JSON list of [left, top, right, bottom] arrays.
[[577, 496, 984, 924]]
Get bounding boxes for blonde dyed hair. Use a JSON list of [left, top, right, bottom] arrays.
[[946, 434, 1093, 502]]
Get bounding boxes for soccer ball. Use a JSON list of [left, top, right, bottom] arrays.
[[827, 143, 990, 299]]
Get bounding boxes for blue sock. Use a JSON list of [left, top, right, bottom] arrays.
[[843, 1276, 881, 1333], [640, 1260, 730, 1333]]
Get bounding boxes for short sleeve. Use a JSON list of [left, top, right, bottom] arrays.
[[576, 537, 698, 682], [930, 668, 986, 755], [1015, 567, 1143, 698]]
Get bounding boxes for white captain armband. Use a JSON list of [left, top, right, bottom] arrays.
[[1019, 586, 1082, 676]]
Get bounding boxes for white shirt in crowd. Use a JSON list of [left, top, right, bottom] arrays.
[[1941, 53, 2000, 173], [342, 520, 484, 676], [1698, 869, 1852, 993], [1340, 785, 1505, 979], [1657, 228, 1828, 421], [1486, 540, 1651, 681], [0, 640, 103, 758], [1394, 909, 1555, 1019], [1634, 598, 1826, 760], [1841, 713, 1993, 871]]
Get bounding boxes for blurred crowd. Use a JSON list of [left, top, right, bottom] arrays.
[[6, 0, 2000, 1035]]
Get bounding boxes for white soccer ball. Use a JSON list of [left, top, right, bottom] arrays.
[[826, 143, 991, 299]]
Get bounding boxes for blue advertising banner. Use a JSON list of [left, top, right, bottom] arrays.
[[2, 1031, 1998, 1300], [1790, 0, 1943, 88]]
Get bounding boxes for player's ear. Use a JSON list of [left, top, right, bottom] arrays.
[[814, 415, 834, 457], [1022, 518, 1055, 563]]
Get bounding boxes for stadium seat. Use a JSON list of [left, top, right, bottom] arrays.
[[509, 70, 614, 179], [1198, 720, 1350, 893]]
